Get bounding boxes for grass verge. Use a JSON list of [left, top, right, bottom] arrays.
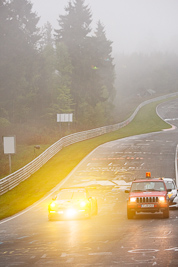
[[0, 98, 174, 220], [0, 144, 51, 179]]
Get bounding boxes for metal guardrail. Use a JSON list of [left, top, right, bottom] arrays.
[[0, 92, 178, 195]]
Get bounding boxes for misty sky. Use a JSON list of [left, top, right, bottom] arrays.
[[31, 0, 178, 54]]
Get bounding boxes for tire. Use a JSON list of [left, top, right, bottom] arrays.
[[48, 213, 58, 221], [127, 208, 135, 219], [163, 208, 169, 219], [48, 215, 52, 221]]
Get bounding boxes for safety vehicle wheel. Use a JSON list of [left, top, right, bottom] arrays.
[[127, 208, 135, 219]]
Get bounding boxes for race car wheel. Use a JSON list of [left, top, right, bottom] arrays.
[[48, 214, 58, 221], [127, 208, 135, 219], [48, 215, 53, 221], [163, 208, 169, 219]]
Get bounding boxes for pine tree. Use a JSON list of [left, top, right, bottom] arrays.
[[40, 21, 54, 49], [35, 21, 56, 121], [45, 43, 74, 124], [55, 43, 73, 113], [55, 0, 92, 121], [93, 21, 115, 102], [55, 1, 115, 128], [55, 0, 92, 50]]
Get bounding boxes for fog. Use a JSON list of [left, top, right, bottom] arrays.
[[31, 0, 178, 54]]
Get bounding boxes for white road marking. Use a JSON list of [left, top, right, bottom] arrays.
[[61, 253, 67, 257], [149, 231, 171, 239], [89, 252, 112, 256], [165, 247, 178, 251], [66, 258, 74, 263], [29, 240, 37, 244], [165, 118, 178, 121], [128, 249, 159, 254], [149, 239, 169, 241], [17, 236, 28, 240]]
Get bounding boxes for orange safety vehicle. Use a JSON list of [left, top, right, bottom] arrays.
[[125, 172, 169, 219]]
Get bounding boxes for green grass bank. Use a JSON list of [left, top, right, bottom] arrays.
[[0, 98, 174, 220]]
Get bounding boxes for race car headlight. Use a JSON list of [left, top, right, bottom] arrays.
[[50, 202, 56, 208], [158, 196, 166, 203], [80, 201, 87, 208], [130, 197, 137, 203], [66, 208, 77, 217]]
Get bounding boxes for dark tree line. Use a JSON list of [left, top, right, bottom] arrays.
[[0, 0, 115, 131], [0, 0, 40, 125]]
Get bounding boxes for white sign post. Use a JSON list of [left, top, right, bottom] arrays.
[[57, 113, 73, 135], [3, 136, 16, 174], [57, 113, 73, 123]]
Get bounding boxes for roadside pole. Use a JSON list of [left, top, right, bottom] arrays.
[[3, 136, 16, 174]]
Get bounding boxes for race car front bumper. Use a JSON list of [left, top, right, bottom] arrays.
[[48, 207, 90, 220]]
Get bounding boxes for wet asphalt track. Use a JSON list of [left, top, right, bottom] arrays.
[[0, 98, 178, 266]]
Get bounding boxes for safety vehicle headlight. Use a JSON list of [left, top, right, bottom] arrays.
[[130, 197, 137, 203], [158, 196, 165, 203]]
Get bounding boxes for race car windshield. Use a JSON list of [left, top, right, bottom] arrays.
[[72, 192, 86, 199], [57, 190, 73, 200], [56, 190, 87, 200], [131, 181, 165, 192]]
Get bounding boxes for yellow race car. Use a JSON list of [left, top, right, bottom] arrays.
[[48, 187, 98, 220]]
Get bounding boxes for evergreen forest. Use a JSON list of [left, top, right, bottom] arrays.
[[0, 0, 178, 146], [0, 0, 115, 143]]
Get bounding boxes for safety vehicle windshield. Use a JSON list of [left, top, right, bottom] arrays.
[[131, 181, 165, 192]]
